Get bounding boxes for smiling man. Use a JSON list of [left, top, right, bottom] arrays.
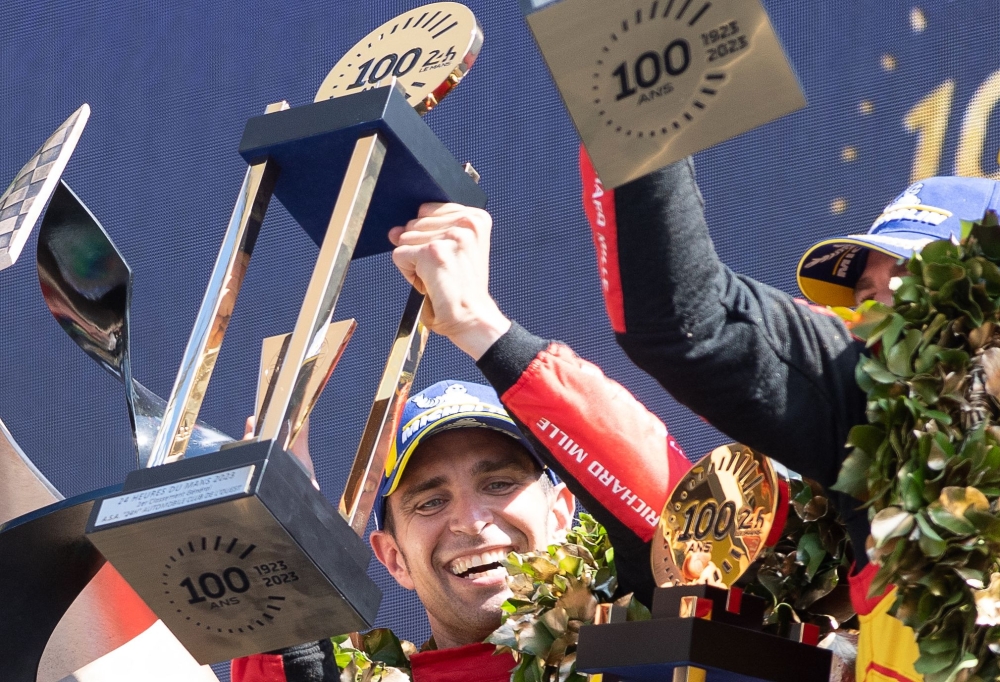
[[368, 379, 574, 659], [232, 200, 692, 681]]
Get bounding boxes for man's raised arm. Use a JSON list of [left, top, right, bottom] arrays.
[[581, 151, 865, 488], [389, 203, 690, 605]]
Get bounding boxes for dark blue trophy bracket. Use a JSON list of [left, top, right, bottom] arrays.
[[576, 586, 832, 682], [238, 84, 487, 259], [0, 487, 120, 682]]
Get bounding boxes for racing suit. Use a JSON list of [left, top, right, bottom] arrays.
[[232, 323, 692, 682], [580, 149, 920, 681]]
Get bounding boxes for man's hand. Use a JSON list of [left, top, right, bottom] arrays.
[[389, 203, 511, 360]]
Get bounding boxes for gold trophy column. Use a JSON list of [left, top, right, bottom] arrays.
[[257, 133, 387, 448]]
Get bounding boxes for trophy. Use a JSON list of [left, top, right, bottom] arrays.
[[576, 445, 832, 682], [37, 181, 234, 468], [519, 0, 806, 187], [84, 2, 486, 663], [0, 108, 219, 682]]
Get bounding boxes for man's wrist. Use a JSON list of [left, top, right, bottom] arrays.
[[449, 308, 512, 361]]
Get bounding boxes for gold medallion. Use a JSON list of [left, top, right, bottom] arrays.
[[652, 444, 785, 588], [314, 2, 483, 113]]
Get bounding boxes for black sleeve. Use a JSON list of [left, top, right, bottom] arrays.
[[606, 158, 872, 567], [611, 158, 867, 489]]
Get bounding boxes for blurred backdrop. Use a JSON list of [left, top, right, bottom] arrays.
[[2, 1, 999, 678]]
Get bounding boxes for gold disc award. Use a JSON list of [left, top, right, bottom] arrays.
[[523, 0, 806, 188], [315, 2, 483, 113], [652, 444, 786, 588]]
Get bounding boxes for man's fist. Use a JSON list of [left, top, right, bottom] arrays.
[[389, 203, 510, 359]]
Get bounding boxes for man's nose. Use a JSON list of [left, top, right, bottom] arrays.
[[448, 496, 494, 536]]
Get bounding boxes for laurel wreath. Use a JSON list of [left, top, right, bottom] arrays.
[[831, 211, 1000, 682]]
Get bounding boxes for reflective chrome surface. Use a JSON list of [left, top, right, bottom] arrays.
[[255, 319, 357, 455], [340, 287, 427, 534], [37, 181, 232, 467], [148, 101, 287, 468], [0, 104, 89, 271], [257, 132, 388, 449]]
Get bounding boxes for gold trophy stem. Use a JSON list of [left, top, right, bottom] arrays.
[[257, 132, 388, 448], [147, 102, 285, 468], [340, 286, 428, 535]]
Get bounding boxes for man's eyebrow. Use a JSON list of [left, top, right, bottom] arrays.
[[396, 458, 533, 508], [470, 458, 531, 477], [398, 475, 448, 508]]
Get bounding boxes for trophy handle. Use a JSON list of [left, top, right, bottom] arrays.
[[147, 101, 287, 468], [340, 286, 428, 534], [257, 132, 388, 448]]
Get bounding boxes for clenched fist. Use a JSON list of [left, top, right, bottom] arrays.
[[389, 202, 511, 359]]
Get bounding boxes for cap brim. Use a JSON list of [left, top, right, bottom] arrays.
[[796, 233, 931, 307]]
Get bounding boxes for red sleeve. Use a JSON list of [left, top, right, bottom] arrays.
[[231, 653, 287, 682], [580, 146, 626, 334], [500, 342, 691, 542]]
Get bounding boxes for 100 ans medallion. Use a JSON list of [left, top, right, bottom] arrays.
[[523, 0, 806, 188], [315, 2, 482, 113], [652, 444, 788, 588]]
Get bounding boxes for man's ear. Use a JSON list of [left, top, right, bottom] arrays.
[[548, 483, 575, 544], [370, 530, 415, 591]]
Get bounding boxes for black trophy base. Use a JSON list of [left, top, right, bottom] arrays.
[[0, 487, 116, 682], [576, 587, 832, 682], [85, 440, 381, 664]]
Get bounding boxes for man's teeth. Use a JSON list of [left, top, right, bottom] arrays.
[[449, 549, 508, 576]]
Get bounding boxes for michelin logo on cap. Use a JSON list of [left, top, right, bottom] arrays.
[[400, 384, 511, 446], [802, 244, 862, 276], [870, 182, 952, 231]]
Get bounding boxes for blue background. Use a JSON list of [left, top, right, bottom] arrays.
[[2, 1, 999, 678]]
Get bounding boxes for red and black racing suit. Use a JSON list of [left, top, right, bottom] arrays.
[[579, 150, 917, 680], [232, 326, 692, 682]]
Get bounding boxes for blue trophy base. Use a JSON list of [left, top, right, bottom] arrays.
[[238, 83, 487, 259]]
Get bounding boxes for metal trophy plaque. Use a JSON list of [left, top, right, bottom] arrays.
[[652, 443, 788, 588], [521, 0, 806, 188], [85, 2, 486, 664]]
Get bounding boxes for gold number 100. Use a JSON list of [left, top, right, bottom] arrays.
[[905, 69, 1000, 182]]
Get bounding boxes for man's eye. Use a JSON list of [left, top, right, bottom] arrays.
[[415, 497, 446, 512], [485, 480, 516, 493]]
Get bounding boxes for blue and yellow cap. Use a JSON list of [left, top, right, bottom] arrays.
[[797, 177, 1000, 307], [373, 380, 550, 530]]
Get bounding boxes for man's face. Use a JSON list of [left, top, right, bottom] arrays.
[[369, 428, 573, 648], [854, 250, 910, 306]]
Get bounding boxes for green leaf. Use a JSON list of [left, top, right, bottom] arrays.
[[831, 447, 873, 497], [927, 501, 976, 536], [923, 262, 967, 291], [871, 507, 915, 548], [914, 650, 958, 675], [860, 356, 900, 385], [886, 329, 923, 377], [796, 531, 826, 581], [848, 424, 887, 455], [971, 218, 1000, 260]]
